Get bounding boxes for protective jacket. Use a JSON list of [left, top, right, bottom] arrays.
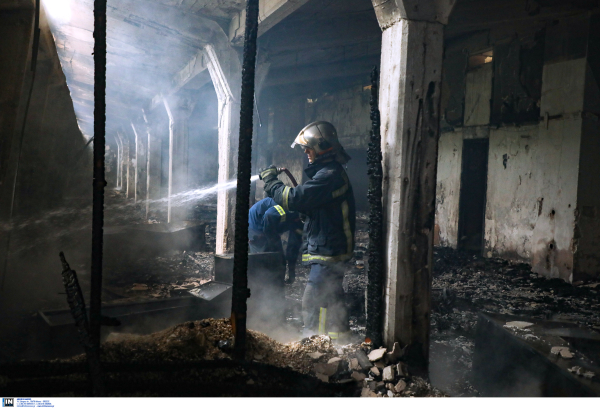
[[265, 160, 355, 265]]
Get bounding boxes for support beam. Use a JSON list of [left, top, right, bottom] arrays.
[[205, 44, 241, 254], [143, 110, 161, 219], [163, 94, 194, 223], [228, 0, 311, 46], [114, 133, 122, 189], [131, 122, 147, 203], [374, 0, 453, 369], [124, 130, 135, 200]]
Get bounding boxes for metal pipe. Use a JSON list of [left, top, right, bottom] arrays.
[[90, 0, 107, 396], [231, 0, 259, 361], [366, 66, 384, 348]]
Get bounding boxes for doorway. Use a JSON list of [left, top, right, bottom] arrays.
[[457, 139, 489, 252]]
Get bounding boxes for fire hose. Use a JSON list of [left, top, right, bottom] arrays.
[[277, 168, 298, 187]]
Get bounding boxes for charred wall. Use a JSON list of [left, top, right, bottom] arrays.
[[0, 4, 92, 315], [436, 10, 600, 281]]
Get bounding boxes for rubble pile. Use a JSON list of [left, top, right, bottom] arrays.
[[352, 343, 445, 398]]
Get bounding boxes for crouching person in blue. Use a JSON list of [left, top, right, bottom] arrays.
[[259, 121, 355, 341], [248, 197, 303, 284]]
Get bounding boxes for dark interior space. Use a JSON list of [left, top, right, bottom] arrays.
[[458, 139, 489, 252], [1, 0, 600, 400]]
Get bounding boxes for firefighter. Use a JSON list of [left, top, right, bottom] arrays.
[[259, 121, 355, 341], [248, 197, 303, 284]]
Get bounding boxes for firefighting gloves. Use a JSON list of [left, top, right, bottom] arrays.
[[259, 165, 283, 196], [259, 165, 278, 182]]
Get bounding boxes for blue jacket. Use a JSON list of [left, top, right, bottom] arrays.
[[265, 160, 355, 265]]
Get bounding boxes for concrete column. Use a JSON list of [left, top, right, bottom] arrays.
[[205, 44, 241, 254], [143, 110, 161, 219], [163, 95, 194, 223], [131, 122, 148, 203], [114, 134, 123, 190], [372, 0, 453, 368], [125, 131, 135, 200]]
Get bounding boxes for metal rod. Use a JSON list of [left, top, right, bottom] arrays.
[[231, 0, 259, 361], [366, 66, 384, 348], [90, 0, 107, 396]]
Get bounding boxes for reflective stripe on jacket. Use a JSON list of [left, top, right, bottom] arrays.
[[266, 160, 355, 265]]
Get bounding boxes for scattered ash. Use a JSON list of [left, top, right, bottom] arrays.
[[429, 247, 600, 397]]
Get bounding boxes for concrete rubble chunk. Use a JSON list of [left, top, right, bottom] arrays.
[[370, 367, 380, 377], [351, 371, 367, 381], [368, 347, 387, 362], [386, 342, 404, 363], [361, 388, 378, 398], [551, 346, 573, 358], [396, 362, 408, 377], [504, 321, 534, 329], [355, 349, 374, 370], [349, 358, 360, 371], [374, 360, 386, 369], [308, 352, 323, 360], [382, 365, 395, 382], [314, 361, 338, 377], [394, 379, 407, 393], [316, 373, 329, 383], [560, 349, 573, 359], [368, 381, 378, 391], [327, 357, 342, 365]]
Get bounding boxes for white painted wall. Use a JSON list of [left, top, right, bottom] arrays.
[[435, 58, 586, 282], [435, 129, 463, 248]]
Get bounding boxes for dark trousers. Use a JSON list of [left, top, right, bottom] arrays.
[[302, 263, 348, 337]]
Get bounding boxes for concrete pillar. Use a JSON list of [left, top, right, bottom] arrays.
[[125, 130, 135, 200], [131, 122, 148, 203], [372, 0, 453, 368], [163, 95, 194, 223], [204, 44, 241, 254], [114, 134, 123, 190], [143, 110, 161, 219]]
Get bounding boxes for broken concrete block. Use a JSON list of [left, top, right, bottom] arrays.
[[551, 346, 573, 359], [559, 348, 573, 359], [351, 371, 366, 382], [368, 381, 378, 391], [386, 342, 404, 364], [504, 321, 534, 329], [327, 357, 342, 365], [368, 347, 387, 362], [361, 388, 377, 398], [314, 361, 338, 377], [376, 381, 385, 390], [349, 358, 360, 371], [395, 379, 407, 393], [374, 360, 386, 369], [355, 349, 374, 370], [308, 351, 323, 360], [396, 362, 408, 377], [315, 373, 329, 383], [387, 390, 395, 398], [370, 367, 380, 377], [382, 365, 395, 382]]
